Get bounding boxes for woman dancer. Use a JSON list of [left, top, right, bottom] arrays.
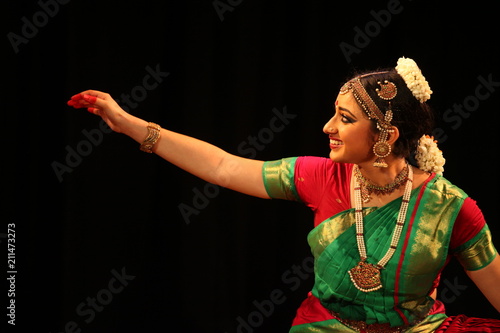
[[68, 57, 500, 332]]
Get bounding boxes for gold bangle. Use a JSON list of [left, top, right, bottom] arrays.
[[140, 122, 161, 153]]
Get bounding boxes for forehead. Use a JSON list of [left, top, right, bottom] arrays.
[[335, 92, 366, 117]]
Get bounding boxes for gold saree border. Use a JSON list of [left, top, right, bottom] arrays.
[[262, 158, 301, 201], [288, 313, 447, 333], [453, 225, 498, 271], [289, 319, 357, 332]]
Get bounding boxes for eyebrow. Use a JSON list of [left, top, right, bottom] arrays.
[[338, 106, 358, 120]]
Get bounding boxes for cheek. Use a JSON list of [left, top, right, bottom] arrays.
[[347, 128, 376, 153], [358, 122, 377, 144], [365, 130, 377, 146]]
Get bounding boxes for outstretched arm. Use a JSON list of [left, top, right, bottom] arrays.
[[68, 90, 270, 199], [466, 255, 500, 313]]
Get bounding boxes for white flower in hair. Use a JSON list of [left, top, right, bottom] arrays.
[[415, 135, 445, 175], [395, 57, 433, 103]]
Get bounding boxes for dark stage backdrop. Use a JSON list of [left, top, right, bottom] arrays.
[[4, 0, 500, 332]]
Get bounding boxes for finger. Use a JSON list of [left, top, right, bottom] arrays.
[[68, 93, 92, 107], [67, 100, 85, 108], [82, 94, 97, 104], [68, 90, 114, 111], [67, 100, 84, 107], [87, 107, 100, 115], [77, 90, 110, 101], [70, 93, 84, 101], [68, 94, 100, 107], [67, 99, 93, 109], [81, 93, 108, 109], [70, 90, 109, 103]]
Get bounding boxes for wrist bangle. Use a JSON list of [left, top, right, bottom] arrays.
[[140, 122, 161, 153]]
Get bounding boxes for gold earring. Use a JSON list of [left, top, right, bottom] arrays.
[[372, 113, 394, 168], [373, 140, 391, 168]]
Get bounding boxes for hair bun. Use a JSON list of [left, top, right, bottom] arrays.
[[415, 135, 445, 175]]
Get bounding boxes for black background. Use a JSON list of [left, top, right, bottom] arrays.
[[4, 0, 500, 332]]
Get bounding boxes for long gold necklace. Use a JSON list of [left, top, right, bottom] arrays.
[[348, 163, 413, 292]]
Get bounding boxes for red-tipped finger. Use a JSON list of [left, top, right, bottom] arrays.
[[67, 100, 85, 108], [83, 94, 97, 104], [71, 93, 83, 101], [87, 107, 99, 114]]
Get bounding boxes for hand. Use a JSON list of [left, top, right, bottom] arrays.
[[67, 90, 129, 133]]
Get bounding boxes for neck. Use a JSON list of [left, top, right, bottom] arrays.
[[357, 157, 407, 186]]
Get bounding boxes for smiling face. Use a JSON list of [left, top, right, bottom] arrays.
[[323, 91, 378, 165]]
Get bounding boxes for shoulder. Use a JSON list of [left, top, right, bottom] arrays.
[[293, 157, 353, 211], [429, 175, 488, 250], [428, 174, 468, 201], [295, 156, 353, 177]]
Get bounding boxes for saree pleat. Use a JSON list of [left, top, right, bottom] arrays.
[[308, 197, 412, 325], [290, 293, 449, 332], [435, 315, 500, 332]]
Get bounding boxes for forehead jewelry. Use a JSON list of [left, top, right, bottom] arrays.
[[340, 77, 398, 167]]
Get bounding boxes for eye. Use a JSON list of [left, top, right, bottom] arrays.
[[341, 113, 354, 124], [334, 105, 356, 124]]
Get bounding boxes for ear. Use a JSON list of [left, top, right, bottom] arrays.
[[373, 126, 399, 144], [387, 126, 400, 145]]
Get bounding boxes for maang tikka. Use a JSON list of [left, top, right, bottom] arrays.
[[340, 75, 398, 167]]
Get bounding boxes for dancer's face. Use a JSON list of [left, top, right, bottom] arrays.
[[323, 92, 377, 165]]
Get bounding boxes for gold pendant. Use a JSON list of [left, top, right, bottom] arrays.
[[348, 261, 383, 292]]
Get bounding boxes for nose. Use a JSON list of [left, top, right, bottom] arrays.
[[323, 117, 336, 135]]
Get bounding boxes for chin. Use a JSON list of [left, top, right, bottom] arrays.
[[328, 151, 344, 163], [328, 151, 367, 165]]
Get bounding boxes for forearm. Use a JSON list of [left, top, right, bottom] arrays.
[[121, 113, 269, 198]]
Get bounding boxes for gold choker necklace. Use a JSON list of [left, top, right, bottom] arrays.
[[354, 164, 409, 203]]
